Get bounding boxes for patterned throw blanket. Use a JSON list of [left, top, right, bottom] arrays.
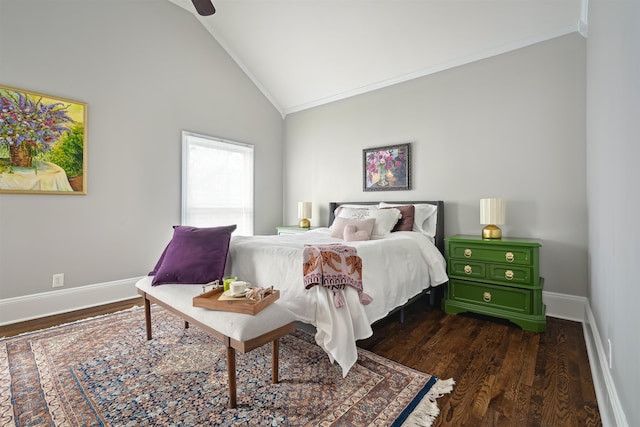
[[302, 244, 373, 308]]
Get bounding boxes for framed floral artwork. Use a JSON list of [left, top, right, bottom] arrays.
[[363, 143, 411, 191], [0, 84, 87, 194]]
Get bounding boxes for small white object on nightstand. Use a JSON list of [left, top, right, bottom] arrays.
[[276, 226, 316, 235]]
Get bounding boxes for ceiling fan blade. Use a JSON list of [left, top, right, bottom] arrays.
[[192, 0, 215, 16]]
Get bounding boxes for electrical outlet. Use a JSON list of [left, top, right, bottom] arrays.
[[52, 273, 64, 288], [608, 339, 612, 369]]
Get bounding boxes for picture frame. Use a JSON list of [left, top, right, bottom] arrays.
[[363, 143, 411, 191], [0, 84, 87, 194]]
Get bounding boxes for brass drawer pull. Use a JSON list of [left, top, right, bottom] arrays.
[[505, 270, 514, 280], [464, 248, 472, 258], [483, 291, 492, 302], [505, 252, 514, 262], [464, 265, 472, 274]]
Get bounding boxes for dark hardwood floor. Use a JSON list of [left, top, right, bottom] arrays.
[[0, 296, 602, 426], [360, 299, 602, 427]]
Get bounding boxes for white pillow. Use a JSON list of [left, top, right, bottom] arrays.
[[337, 207, 401, 237], [333, 204, 377, 219], [379, 202, 438, 238]]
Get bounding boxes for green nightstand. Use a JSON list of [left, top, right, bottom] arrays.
[[276, 226, 317, 235], [442, 235, 546, 332]]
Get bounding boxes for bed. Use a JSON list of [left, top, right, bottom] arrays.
[[227, 201, 448, 376]]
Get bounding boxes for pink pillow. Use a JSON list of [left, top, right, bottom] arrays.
[[382, 205, 415, 232], [344, 225, 370, 241], [330, 217, 375, 239]]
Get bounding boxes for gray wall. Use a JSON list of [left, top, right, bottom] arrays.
[[587, 0, 640, 424], [284, 33, 587, 297], [0, 0, 284, 299]]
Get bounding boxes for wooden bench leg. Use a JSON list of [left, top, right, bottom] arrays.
[[137, 290, 294, 409], [272, 339, 279, 384], [144, 296, 152, 340], [227, 347, 237, 408]]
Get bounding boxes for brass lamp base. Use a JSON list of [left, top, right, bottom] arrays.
[[482, 224, 502, 239], [299, 218, 310, 228]]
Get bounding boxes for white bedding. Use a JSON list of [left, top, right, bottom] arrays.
[[227, 227, 448, 376]]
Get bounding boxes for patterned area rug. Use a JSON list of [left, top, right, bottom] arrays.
[[1, 305, 453, 426]]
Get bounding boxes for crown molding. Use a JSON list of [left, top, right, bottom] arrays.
[[174, 0, 583, 120], [580, 0, 589, 38], [198, 18, 287, 119], [283, 24, 580, 116]]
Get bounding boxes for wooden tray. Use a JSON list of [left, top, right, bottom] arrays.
[[192, 286, 280, 315]]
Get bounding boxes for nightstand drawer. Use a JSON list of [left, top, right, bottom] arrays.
[[487, 265, 534, 286], [449, 242, 533, 266], [449, 260, 486, 280], [450, 261, 535, 287], [448, 279, 532, 314]]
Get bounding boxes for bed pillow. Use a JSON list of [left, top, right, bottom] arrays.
[[337, 207, 401, 237], [149, 244, 168, 276], [381, 204, 415, 232], [150, 224, 237, 286], [344, 225, 370, 242], [332, 204, 377, 222], [330, 217, 375, 240], [379, 202, 438, 237]]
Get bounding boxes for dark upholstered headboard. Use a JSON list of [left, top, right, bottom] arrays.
[[328, 201, 445, 256]]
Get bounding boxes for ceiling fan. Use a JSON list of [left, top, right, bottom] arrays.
[[192, 0, 216, 15]]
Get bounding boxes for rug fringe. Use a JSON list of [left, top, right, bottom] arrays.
[[402, 378, 455, 427]]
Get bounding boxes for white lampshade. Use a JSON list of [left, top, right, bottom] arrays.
[[480, 198, 505, 225], [298, 201, 312, 219]]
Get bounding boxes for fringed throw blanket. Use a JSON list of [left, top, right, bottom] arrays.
[[303, 244, 373, 308]]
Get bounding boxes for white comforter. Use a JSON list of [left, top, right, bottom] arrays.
[[228, 228, 448, 376]]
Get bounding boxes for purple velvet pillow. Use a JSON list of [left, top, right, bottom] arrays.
[[149, 244, 168, 276], [382, 205, 415, 232], [150, 224, 237, 286]]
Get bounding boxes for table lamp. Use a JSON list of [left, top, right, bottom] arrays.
[[480, 198, 505, 239], [298, 201, 312, 228]]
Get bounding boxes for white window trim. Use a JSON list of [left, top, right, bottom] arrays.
[[181, 130, 255, 235]]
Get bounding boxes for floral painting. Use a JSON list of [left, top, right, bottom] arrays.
[[363, 143, 411, 191], [0, 84, 87, 194]]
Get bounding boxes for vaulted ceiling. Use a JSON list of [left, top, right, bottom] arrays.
[[168, 0, 586, 117]]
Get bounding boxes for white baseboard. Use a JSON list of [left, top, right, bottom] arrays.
[[0, 285, 596, 327], [0, 277, 142, 327], [0, 283, 629, 425], [583, 302, 629, 427], [542, 290, 588, 322], [542, 291, 627, 426]]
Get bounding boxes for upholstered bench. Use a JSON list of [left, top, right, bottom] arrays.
[[135, 276, 296, 408]]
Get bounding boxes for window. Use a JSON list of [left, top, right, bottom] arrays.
[[181, 131, 254, 236]]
